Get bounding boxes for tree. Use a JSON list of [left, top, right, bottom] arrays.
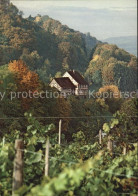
[[55, 97, 71, 132], [8, 60, 39, 110], [0, 65, 23, 137], [98, 85, 120, 98], [85, 44, 137, 92], [98, 85, 122, 113], [120, 98, 137, 124], [20, 50, 43, 70]]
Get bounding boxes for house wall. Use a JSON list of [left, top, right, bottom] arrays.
[[75, 88, 88, 96], [50, 72, 89, 97], [50, 79, 74, 97], [60, 89, 74, 98], [49, 79, 62, 91], [63, 72, 88, 96]]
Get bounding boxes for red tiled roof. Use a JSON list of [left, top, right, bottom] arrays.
[[68, 70, 88, 85], [54, 77, 76, 89]]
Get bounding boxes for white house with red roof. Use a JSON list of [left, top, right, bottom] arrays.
[[63, 70, 89, 96], [50, 70, 89, 97]]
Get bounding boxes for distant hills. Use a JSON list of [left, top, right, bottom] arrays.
[[103, 36, 137, 56]]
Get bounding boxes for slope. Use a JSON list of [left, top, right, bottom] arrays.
[[85, 44, 137, 92], [103, 36, 137, 56], [0, 4, 137, 92]]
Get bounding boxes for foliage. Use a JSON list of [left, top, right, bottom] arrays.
[[0, 5, 99, 82], [103, 110, 138, 147], [67, 96, 111, 142], [98, 85, 120, 98], [97, 85, 123, 113], [27, 147, 138, 196], [0, 4, 137, 196], [0, 142, 14, 195], [85, 44, 137, 92], [0, 65, 23, 137], [8, 60, 39, 110], [0, 4, 137, 91], [0, 109, 138, 196]]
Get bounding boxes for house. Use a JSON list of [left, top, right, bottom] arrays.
[[50, 70, 89, 97], [50, 77, 76, 97], [63, 70, 89, 96]]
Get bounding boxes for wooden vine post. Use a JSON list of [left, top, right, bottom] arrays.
[[58, 119, 62, 145], [99, 129, 102, 145], [123, 145, 127, 155], [107, 136, 113, 153], [45, 137, 50, 176], [12, 139, 24, 196]]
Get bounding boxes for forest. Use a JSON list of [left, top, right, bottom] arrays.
[[0, 3, 137, 196]]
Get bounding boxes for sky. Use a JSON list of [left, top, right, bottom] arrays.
[[11, 0, 137, 40]]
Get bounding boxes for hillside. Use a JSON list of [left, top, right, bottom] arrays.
[[0, 4, 138, 196], [85, 44, 137, 92], [29, 15, 101, 74], [32, 15, 100, 56], [0, 5, 55, 68], [0, 4, 137, 91], [103, 36, 137, 56], [0, 6, 100, 83]]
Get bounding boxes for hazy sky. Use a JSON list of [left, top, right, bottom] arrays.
[[11, 0, 137, 40]]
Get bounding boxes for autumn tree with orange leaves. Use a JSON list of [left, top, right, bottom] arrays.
[[98, 85, 120, 98], [9, 60, 39, 110]]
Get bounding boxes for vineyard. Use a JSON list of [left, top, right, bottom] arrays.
[[0, 114, 138, 196], [0, 2, 137, 196]]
